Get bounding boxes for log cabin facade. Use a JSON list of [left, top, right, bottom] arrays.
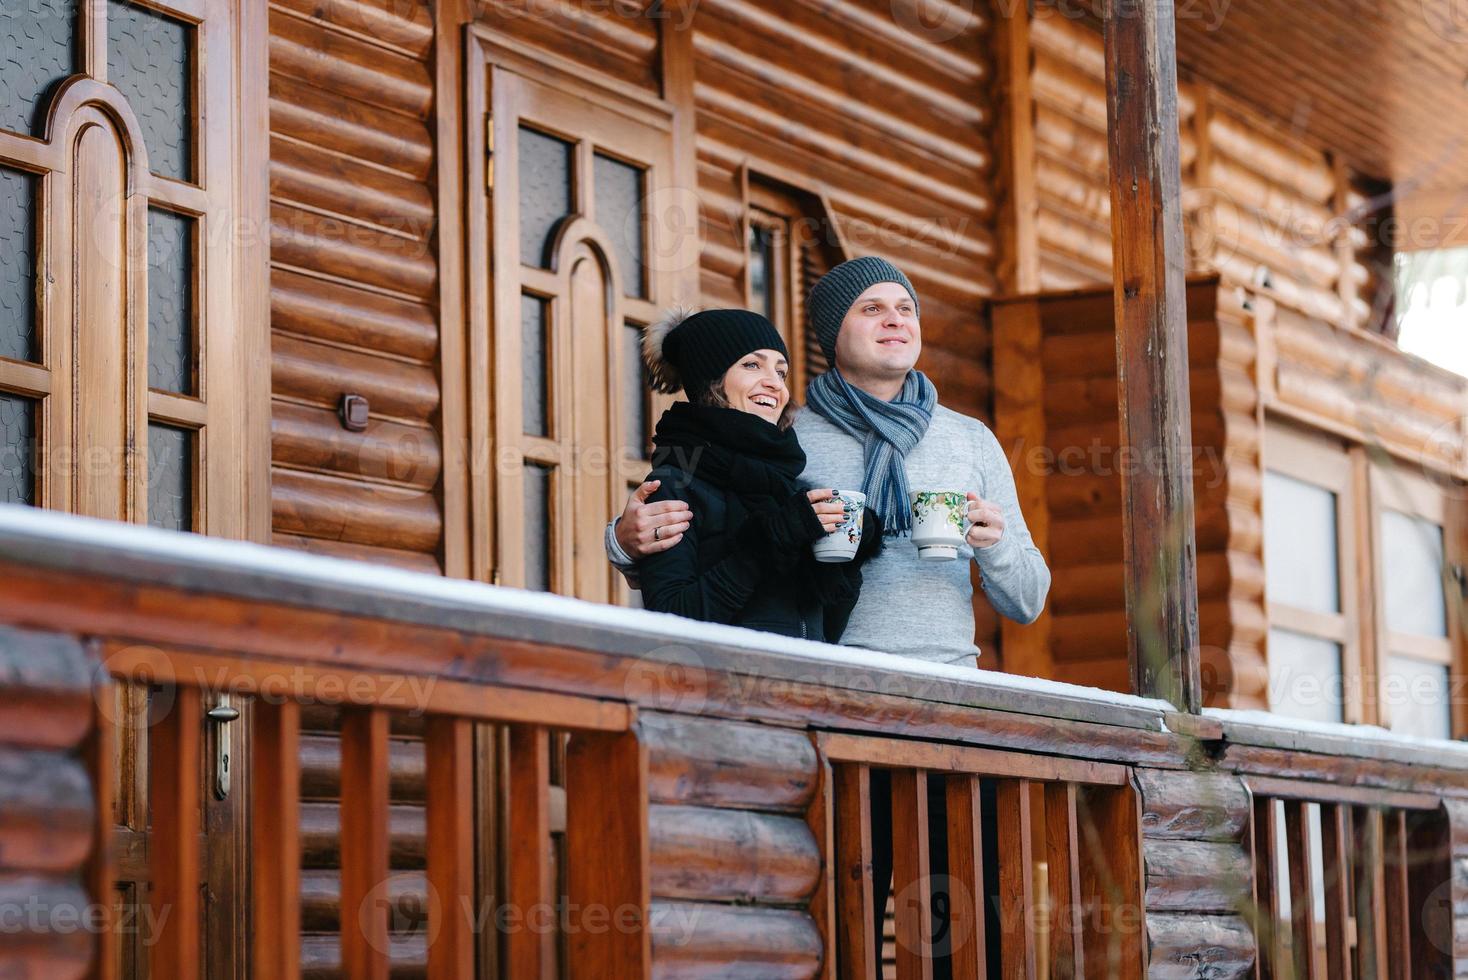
[[4, 0, 1468, 976]]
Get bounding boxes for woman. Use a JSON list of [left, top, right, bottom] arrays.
[[636, 307, 880, 642]]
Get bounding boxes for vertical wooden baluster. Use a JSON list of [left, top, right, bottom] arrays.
[[566, 730, 650, 979], [997, 778, 1037, 979], [1284, 801, 1323, 979], [1076, 782, 1144, 980], [87, 673, 118, 980], [834, 764, 877, 980], [150, 685, 201, 979], [890, 769, 932, 980], [945, 776, 987, 980], [340, 707, 390, 980], [506, 725, 554, 979], [1045, 783, 1084, 978], [1253, 797, 1282, 980], [1320, 803, 1353, 979], [426, 716, 474, 980], [253, 700, 300, 980], [1352, 807, 1388, 980], [808, 754, 837, 980], [1382, 810, 1411, 980], [1405, 806, 1454, 977]]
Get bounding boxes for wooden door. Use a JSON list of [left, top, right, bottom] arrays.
[[105, 680, 248, 979], [466, 33, 676, 602]]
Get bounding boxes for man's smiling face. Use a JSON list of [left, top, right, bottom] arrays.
[[833, 281, 922, 383]]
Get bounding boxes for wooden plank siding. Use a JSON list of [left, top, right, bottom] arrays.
[[1025, 6, 1376, 331], [993, 278, 1268, 706], [267, 0, 446, 573]]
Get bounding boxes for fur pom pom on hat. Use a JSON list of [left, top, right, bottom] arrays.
[[643, 307, 789, 396]]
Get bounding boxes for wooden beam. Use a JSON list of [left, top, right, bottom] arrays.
[[1045, 783, 1084, 978], [1319, 804, 1353, 979], [1103, 0, 1202, 712], [1283, 801, 1323, 979]]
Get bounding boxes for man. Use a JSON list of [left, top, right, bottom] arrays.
[[607, 255, 1050, 666], [608, 257, 1051, 974]]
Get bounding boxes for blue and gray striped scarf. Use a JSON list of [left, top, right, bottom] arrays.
[[805, 368, 936, 535]]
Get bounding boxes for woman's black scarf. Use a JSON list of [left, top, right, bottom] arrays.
[[649, 401, 806, 515]]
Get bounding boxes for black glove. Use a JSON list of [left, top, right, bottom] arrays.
[[736, 491, 827, 566], [808, 556, 863, 606], [855, 507, 884, 563]]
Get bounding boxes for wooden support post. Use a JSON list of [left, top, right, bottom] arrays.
[[1382, 810, 1411, 980], [1252, 796, 1283, 980], [1352, 807, 1389, 980], [808, 755, 838, 980], [1076, 781, 1145, 980], [1103, 0, 1202, 712]]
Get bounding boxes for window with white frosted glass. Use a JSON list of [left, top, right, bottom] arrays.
[[1383, 654, 1451, 739], [1267, 628, 1345, 724], [1380, 509, 1448, 638], [1263, 471, 1340, 613]]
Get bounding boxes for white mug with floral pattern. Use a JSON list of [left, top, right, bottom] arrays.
[[812, 489, 867, 563], [909, 490, 970, 561]]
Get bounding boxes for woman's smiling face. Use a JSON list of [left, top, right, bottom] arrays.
[[720, 348, 790, 424]]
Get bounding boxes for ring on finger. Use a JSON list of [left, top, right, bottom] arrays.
[[654, 526, 661, 541]]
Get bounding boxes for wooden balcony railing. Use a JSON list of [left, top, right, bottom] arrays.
[[2, 505, 1468, 979]]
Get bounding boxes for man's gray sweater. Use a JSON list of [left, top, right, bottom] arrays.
[[609, 404, 1050, 666], [792, 406, 1049, 665]]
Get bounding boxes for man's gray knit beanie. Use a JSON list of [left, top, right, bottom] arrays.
[[807, 256, 920, 365]]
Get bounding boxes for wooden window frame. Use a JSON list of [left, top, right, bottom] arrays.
[[1366, 463, 1462, 736], [1262, 421, 1365, 724], [464, 28, 676, 601], [0, 0, 267, 538]]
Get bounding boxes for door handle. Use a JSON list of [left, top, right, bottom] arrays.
[[208, 697, 238, 800]]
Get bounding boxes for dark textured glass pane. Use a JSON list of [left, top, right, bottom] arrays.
[[108, 1, 192, 181], [518, 126, 572, 269], [523, 463, 551, 592], [749, 223, 775, 321], [0, 394, 36, 505], [0, 167, 38, 363], [594, 154, 645, 298], [148, 207, 194, 393], [521, 295, 548, 437], [148, 423, 192, 531], [622, 322, 648, 459], [0, 0, 77, 136]]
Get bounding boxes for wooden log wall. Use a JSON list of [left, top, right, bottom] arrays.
[[268, 0, 446, 574], [641, 712, 823, 979], [996, 278, 1267, 706], [690, 0, 997, 408], [0, 626, 97, 980], [1134, 769, 1255, 978], [1024, 6, 1377, 331]]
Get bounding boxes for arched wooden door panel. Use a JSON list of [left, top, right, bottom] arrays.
[[466, 34, 677, 604]]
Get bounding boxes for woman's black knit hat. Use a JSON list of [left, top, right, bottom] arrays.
[[644, 308, 789, 395]]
